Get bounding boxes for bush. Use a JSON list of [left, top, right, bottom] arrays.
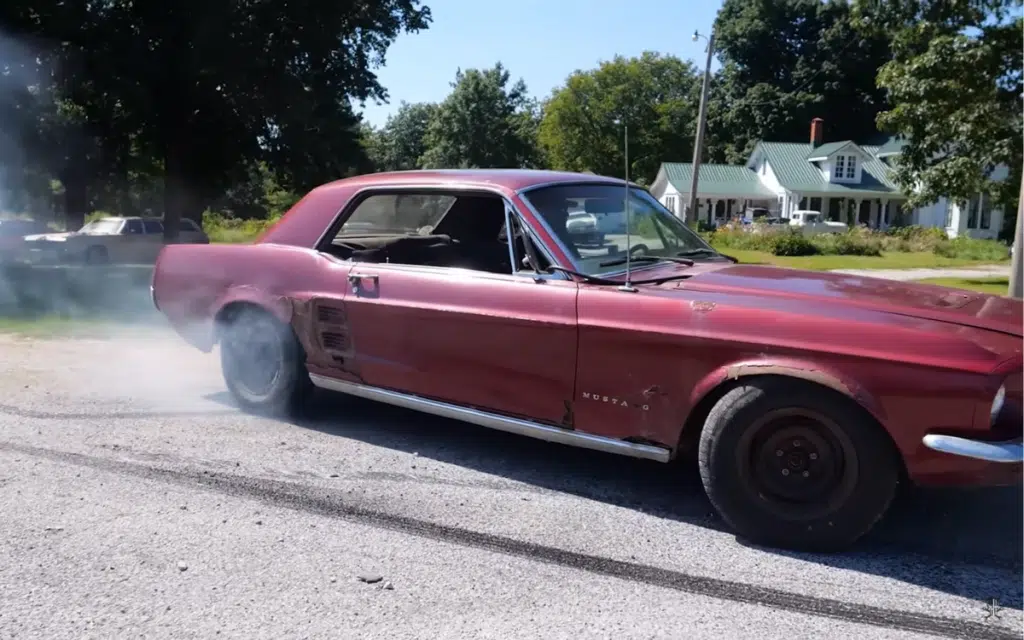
[[203, 210, 279, 243], [815, 228, 883, 256], [933, 236, 1011, 261], [770, 230, 819, 256], [881, 225, 948, 252], [707, 225, 780, 252]]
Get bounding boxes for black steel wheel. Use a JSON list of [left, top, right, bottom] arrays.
[[698, 377, 900, 552]]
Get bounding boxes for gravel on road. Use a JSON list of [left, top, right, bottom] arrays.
[[0, 327, 1020, 640]]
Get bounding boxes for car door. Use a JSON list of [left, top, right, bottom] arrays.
[[344, 262, 578, 425], [113, 218, 147, 263], [139, 219, 166, 262], [312, 191, 579, 427]]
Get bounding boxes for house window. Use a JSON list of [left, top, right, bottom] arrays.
[[943, 200, 953, 228], [845, 156, 856, 179], [833, 156, 845, 179], [966, 197, 979, 229], [979, 193, 992, 229], [664, 195, 677, 214]]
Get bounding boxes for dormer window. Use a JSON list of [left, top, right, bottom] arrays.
[[830, 154, 858, 182]]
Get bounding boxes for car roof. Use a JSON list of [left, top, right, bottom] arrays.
[[321, 169, 630, 192]]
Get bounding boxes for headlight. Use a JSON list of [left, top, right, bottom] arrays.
[[990, 384, 1006, 423]]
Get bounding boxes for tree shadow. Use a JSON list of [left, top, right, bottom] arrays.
[[205, 388, 1023, 609]]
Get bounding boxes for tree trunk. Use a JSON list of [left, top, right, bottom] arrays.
[[63, 179, 88, 232]]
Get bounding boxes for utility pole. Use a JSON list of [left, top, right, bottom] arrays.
[[687, 29, 715, 230], [1009, 168, 1023, 298]]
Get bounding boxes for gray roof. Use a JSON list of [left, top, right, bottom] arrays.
[[752, 142, 904, 197], [661, 163, 777, 198]]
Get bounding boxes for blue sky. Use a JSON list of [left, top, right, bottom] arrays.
[[357, 0, 725, 128]]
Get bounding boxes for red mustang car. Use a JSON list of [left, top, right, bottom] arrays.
[[152, 169, 1023, 552]]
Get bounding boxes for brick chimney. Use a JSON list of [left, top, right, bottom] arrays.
[[810, 118, 824, 148]]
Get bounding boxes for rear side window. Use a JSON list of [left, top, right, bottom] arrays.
[[334, 194, 456, 238], [142, 219, 164, 234], [126, 219, 145, 234]]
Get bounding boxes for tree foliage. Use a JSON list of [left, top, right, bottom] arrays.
[[857, 0, 1022, 219], [710, 0, 894, 162], [0, 0, 431, 236], [539, 52, 700, 183], [367, 101, 438, 171], [420, 64, 542, 169]]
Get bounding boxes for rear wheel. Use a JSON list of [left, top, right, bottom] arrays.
[[218, 307, 313, 417], [698, 377, 900, 552]]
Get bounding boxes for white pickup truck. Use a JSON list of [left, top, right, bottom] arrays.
[[788, 210, 848, 235]]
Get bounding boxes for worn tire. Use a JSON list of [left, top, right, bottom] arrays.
[[698, 377, 900, 552], [218, 307, 313, 417]]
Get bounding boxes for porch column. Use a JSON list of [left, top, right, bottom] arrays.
[[708, 199, 719, 225]]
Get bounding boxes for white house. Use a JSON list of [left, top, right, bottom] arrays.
[[649, 118, 1006, 239]]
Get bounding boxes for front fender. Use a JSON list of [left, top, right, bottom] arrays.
[[687, 356, 888, 426]]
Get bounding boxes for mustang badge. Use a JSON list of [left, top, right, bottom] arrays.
[[581, 392, 649, 411]]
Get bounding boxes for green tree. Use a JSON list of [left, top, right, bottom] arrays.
[[1, 0, 432, 238], [371, 101, 438, 171], [420, 63, 541, 169], [539, 52, 700, 183], [857, 0, 1022, 230], [710, 0, 893, 162]]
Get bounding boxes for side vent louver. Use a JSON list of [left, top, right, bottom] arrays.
[[317, 305, 346, 324], [321, 332, 350, 351]]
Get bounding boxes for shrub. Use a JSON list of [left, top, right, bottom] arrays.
[[203, 210, 279, 243], [815, 228, 883, 256], [882, 225, 948, 252], [707, 225, 780, 252], [932, 236, 1011, 261], [770, 230, 819, 256]]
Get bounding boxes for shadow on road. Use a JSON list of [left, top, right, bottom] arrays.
[[205, 388, 1024, 609]]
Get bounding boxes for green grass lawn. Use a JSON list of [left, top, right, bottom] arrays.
[[915, 277, 1011, 296], [715, 247, 1010, 271], [0, 314, 105, 336]]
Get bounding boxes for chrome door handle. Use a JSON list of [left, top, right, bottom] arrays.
[[348, 273, 379, 293]]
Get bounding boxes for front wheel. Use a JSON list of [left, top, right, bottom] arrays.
[[218, 307, 313, 417], [698, 377, 900, 552]]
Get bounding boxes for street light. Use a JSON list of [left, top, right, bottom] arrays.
[[687, 29, 715, 230]]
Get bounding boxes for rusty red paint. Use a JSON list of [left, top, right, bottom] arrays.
[[153, 169, 1023, 488]]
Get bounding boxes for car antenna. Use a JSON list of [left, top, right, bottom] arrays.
[[617, 119, 637, 293]]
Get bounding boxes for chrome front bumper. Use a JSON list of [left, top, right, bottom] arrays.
[[922, 434, 1024, 464]]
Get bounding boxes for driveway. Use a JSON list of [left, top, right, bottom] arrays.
[[830, 264, 1011, 282], [0, 327, 1020, 639]]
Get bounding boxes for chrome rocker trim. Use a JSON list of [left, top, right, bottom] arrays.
[[922, 434, 1024, 464], [308, 374, 672, 463]]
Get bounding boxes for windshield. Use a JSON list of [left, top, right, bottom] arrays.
[[521, 183, 720, 276], [80, 219, 123, 235]]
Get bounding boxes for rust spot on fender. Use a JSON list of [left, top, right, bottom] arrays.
[[690, 300, 716, 313], [724, 363, 856, 398]]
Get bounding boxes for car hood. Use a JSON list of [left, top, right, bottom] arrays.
[[24, 232, 73, 242], [670, 263, 1022, 338]]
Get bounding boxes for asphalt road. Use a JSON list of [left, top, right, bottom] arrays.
[[0, 325, 1021, 640]]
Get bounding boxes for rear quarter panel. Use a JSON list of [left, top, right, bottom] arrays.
[[152, 242, 332, 351]]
